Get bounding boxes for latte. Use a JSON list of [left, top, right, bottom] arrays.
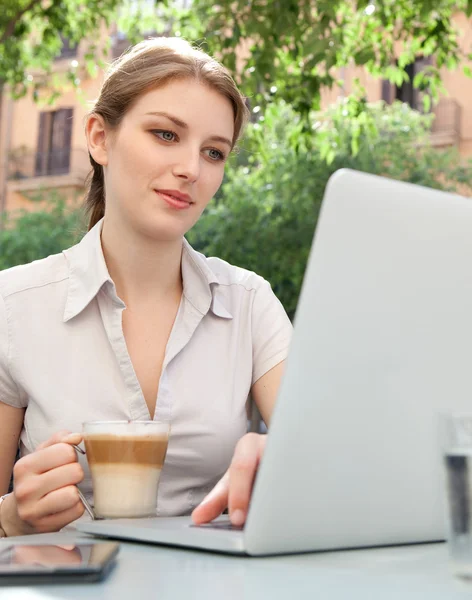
[[83, 421, 170, 519]]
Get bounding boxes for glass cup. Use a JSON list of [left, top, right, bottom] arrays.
[[442, 413, 472, 578], [75, 420, 170, 519]]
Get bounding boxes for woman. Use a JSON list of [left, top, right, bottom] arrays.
[[0, 37, 292, 537]]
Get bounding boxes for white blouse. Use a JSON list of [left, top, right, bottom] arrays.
[[0, 219, 292, 516]]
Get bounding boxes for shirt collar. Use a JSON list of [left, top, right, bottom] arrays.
[[62, 219, 115, 322], [62, 220, 233, 322], [181, 239, 233, 320]]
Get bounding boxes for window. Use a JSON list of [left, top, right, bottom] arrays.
[[382, 57, 432, 110], [56, 35, 78, 60], [35, 109, 73, 177]]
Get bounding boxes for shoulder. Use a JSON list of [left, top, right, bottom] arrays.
[[0, 253, 68, 300]]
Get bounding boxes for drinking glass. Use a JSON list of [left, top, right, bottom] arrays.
[[442, 413, 472, 578]]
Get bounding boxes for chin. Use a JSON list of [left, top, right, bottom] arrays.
[[135, 215, 190, 243]]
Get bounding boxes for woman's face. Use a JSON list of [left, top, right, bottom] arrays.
[[90, 78, 235, 241]]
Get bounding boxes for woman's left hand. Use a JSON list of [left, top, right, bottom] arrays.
[[191, 432, 266, 527]]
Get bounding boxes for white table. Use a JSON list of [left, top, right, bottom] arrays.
[[1, 532, 472, 599]]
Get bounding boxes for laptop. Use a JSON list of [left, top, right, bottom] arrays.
[[78, 169, 472, 555]]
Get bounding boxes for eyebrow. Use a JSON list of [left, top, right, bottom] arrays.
[[144, 111, 233, 148]]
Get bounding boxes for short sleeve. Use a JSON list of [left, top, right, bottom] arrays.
[[251, 279, 293, 385], [0, 293, 25, 408]]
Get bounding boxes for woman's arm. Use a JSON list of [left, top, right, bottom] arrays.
[[0, 402, 24, 496], [251, 360, 286, 427]]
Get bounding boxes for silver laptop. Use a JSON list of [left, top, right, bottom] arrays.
[[78, 169, 472, 555]]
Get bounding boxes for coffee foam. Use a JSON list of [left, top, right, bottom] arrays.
[[83, 422, 169, 436]]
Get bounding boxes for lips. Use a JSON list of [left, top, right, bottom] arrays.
[[155, 189, 193, 210], [157, 189, 192, 203]]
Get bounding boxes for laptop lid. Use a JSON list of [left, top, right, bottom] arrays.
[[243, 168, 472, 554]]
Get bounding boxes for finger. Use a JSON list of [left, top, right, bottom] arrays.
[[16, 483, 83, 524], [34, 501, 85, 534], [37, 462, 84, 497], [35, 486, 83, 520], [228, 434, 265, 526], [15, 462, 83, 507], [62, 433, 84, 448], [16, 443, 79, 477], [191, 473, 230, 525], [38, 432, 83, 451], [37, 430, 73, 451]]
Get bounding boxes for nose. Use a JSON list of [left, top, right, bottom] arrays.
[[172, 147, 200, 183]]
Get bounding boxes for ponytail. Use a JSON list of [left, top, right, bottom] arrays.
[[84, 153, 105, 231]]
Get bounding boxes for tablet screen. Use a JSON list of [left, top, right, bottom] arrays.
[[0, 542, 119, 575]]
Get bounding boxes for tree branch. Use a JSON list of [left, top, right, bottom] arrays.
[[0, 0, 47, 45]]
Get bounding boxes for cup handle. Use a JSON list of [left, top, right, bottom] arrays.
[[70, 444, 96, 521]]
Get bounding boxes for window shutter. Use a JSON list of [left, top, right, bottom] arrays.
[[50, 108, 73, 175], [35, 111, 51, 176], [381, 80, 392, 104]]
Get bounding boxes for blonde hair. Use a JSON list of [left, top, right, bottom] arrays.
[[84, 37, 249, 230]]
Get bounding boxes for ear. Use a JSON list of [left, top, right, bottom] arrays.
[[85, 113, 110, 166]]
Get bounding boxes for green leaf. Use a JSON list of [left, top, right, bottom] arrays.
[[326, 149, 336, 164], [351, 136, 360, 156], [422, 94, 431, 113]]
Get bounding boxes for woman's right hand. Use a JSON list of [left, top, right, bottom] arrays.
[[1, 430, 85, 536]]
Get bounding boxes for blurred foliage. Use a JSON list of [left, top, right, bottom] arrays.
[[1, 0, 472, 116], [0, 193, 85, 270], [169, 0, 472, 118], [187, 98, 472, 319], [0, 0, 171, 101]]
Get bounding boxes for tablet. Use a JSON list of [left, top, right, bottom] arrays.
[[0, 541, 119, 585]]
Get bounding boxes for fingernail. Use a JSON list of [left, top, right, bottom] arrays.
[[231, 509, 245, 526], [63, 433, 81, 442]]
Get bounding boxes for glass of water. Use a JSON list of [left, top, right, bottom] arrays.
[[442, 413, 472, 578]]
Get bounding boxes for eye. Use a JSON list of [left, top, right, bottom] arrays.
[[152, 130, 177, 142], [205, 148, 226, 162]]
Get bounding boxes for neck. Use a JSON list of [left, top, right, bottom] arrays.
[[100, 216, 183, 308]]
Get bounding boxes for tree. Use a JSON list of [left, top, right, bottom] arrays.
[[1, 1, 472, 113], [0, 0, 167, 101], [182, 0, 472, 118]]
